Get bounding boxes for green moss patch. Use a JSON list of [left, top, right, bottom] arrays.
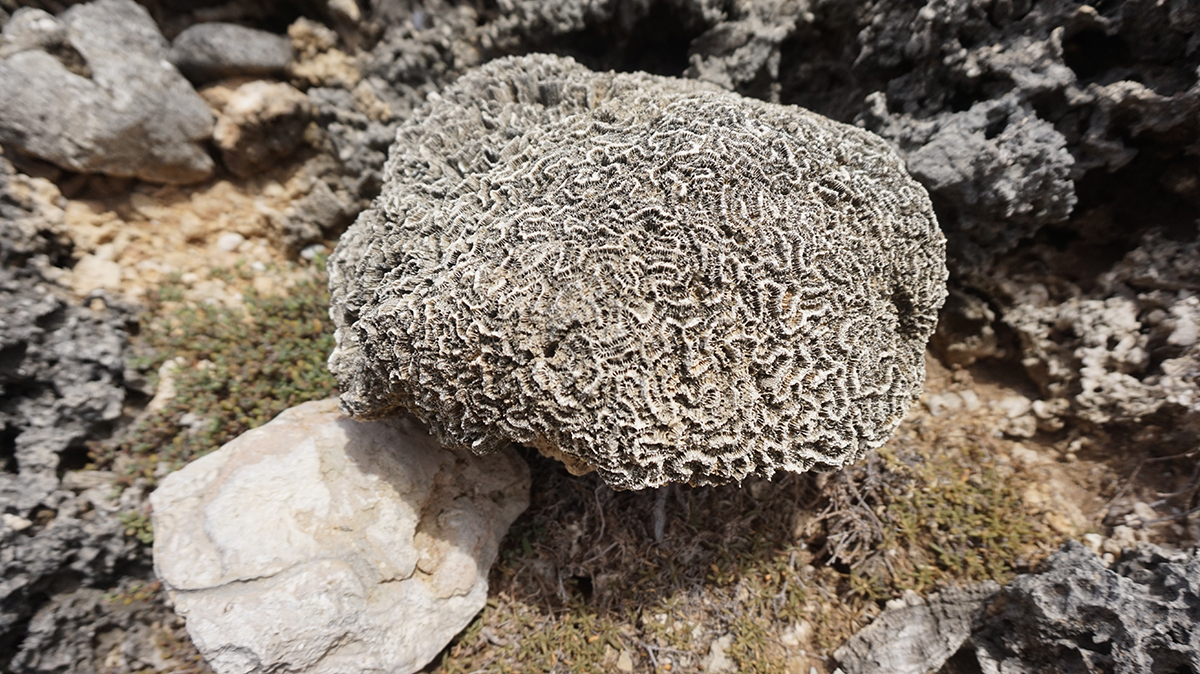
[[89, 260, 337, 490]]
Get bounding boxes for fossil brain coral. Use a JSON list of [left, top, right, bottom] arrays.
[[328, 54, 947, 490]]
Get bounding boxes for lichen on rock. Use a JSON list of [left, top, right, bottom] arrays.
[[328, 54, 947, 490]]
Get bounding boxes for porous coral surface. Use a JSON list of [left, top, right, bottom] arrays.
[[329, 54, 947, 490]]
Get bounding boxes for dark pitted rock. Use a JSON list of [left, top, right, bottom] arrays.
[[7, 585, 197, 674], [832, 541, 1200, 674], [0, 155, 138, 656], [0, 0, 213, 184], [969, 541, 1200, 674], [1003, 230, 1200, 436], [0, 155, 128, 509], [328, 54, 947, 490], [169, 22, 293, 84], [848, 0, 1200, 275], [862, 92, 1076, 274]]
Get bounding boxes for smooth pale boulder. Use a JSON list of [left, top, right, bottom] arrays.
[[150, 398, 530, 674]]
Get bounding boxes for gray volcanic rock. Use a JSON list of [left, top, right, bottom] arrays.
[[0, 155, 128, 508], [0, 155, 137, 655], [0, 487, 137, 663], [328, 54, 947, 490], [861, 92, 1076, 274], [169, 22, 293, 84], [0, 0, 214, 184], [850, 0, 1200, 273], [1004, 230, 1200, 434], [969, 541, 1200, 674], [7, 586, 195, 674], [833, 541, 1200, 674], [276, 177, 357, 252]]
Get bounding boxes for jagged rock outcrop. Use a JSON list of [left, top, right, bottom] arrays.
[[0, 155, 138, 657], [1002, 231, 1200, 436], [970, 541, 1200, 674], [835, 541, 1200, 674], [7, 585, 199, 674], [861, 92, 1076, 274]]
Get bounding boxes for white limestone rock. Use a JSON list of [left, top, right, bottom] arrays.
[[150, 398, 530, 674]]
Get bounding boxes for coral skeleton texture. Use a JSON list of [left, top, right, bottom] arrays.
[[329, 54, 947, 490]]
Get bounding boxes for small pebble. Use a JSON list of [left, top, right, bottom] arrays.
[[996, 395, 1033, 418], [1131, 501, 1157, 523], [216, 232, 245, 252], [1010, 444, 1045, 467], [2, 513, 33, 531], [958, 389, 982, 411], [924, 392, 962, 416], [300, 243, 327, 260]]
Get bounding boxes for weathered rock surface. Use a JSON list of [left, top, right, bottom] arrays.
[[169, 23, 293, 84], [834, 541, 1200, 674], [329, 54, 947, 490], [851, 0, 1198, 274], [151, 398, 530, 674], [969, 541, 1200, 674], [0, 480, 139, 661], [862, 92, 1076, 274], [1003, 231, 1200, 436], [0, 0, 214, 184], [833, 583, 1001, 674], [0, 157, 128, 502], [274, 166, 359, 252], [0, 154, 138, 655], [209, 80, 313, 178], [7, 585, 200, 674]]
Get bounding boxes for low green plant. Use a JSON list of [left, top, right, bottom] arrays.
[[434, 406, 1064, 673], [104, 580, 162, 605], [119, 511, 155, 545], [90, 260, 337, 497], [848, 439, 1049, 599]]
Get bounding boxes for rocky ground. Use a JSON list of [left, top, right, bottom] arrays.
[[1, 0, 1198, 672]]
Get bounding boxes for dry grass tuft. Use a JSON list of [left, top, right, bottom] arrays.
[[433, 390, 1068, 673]]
